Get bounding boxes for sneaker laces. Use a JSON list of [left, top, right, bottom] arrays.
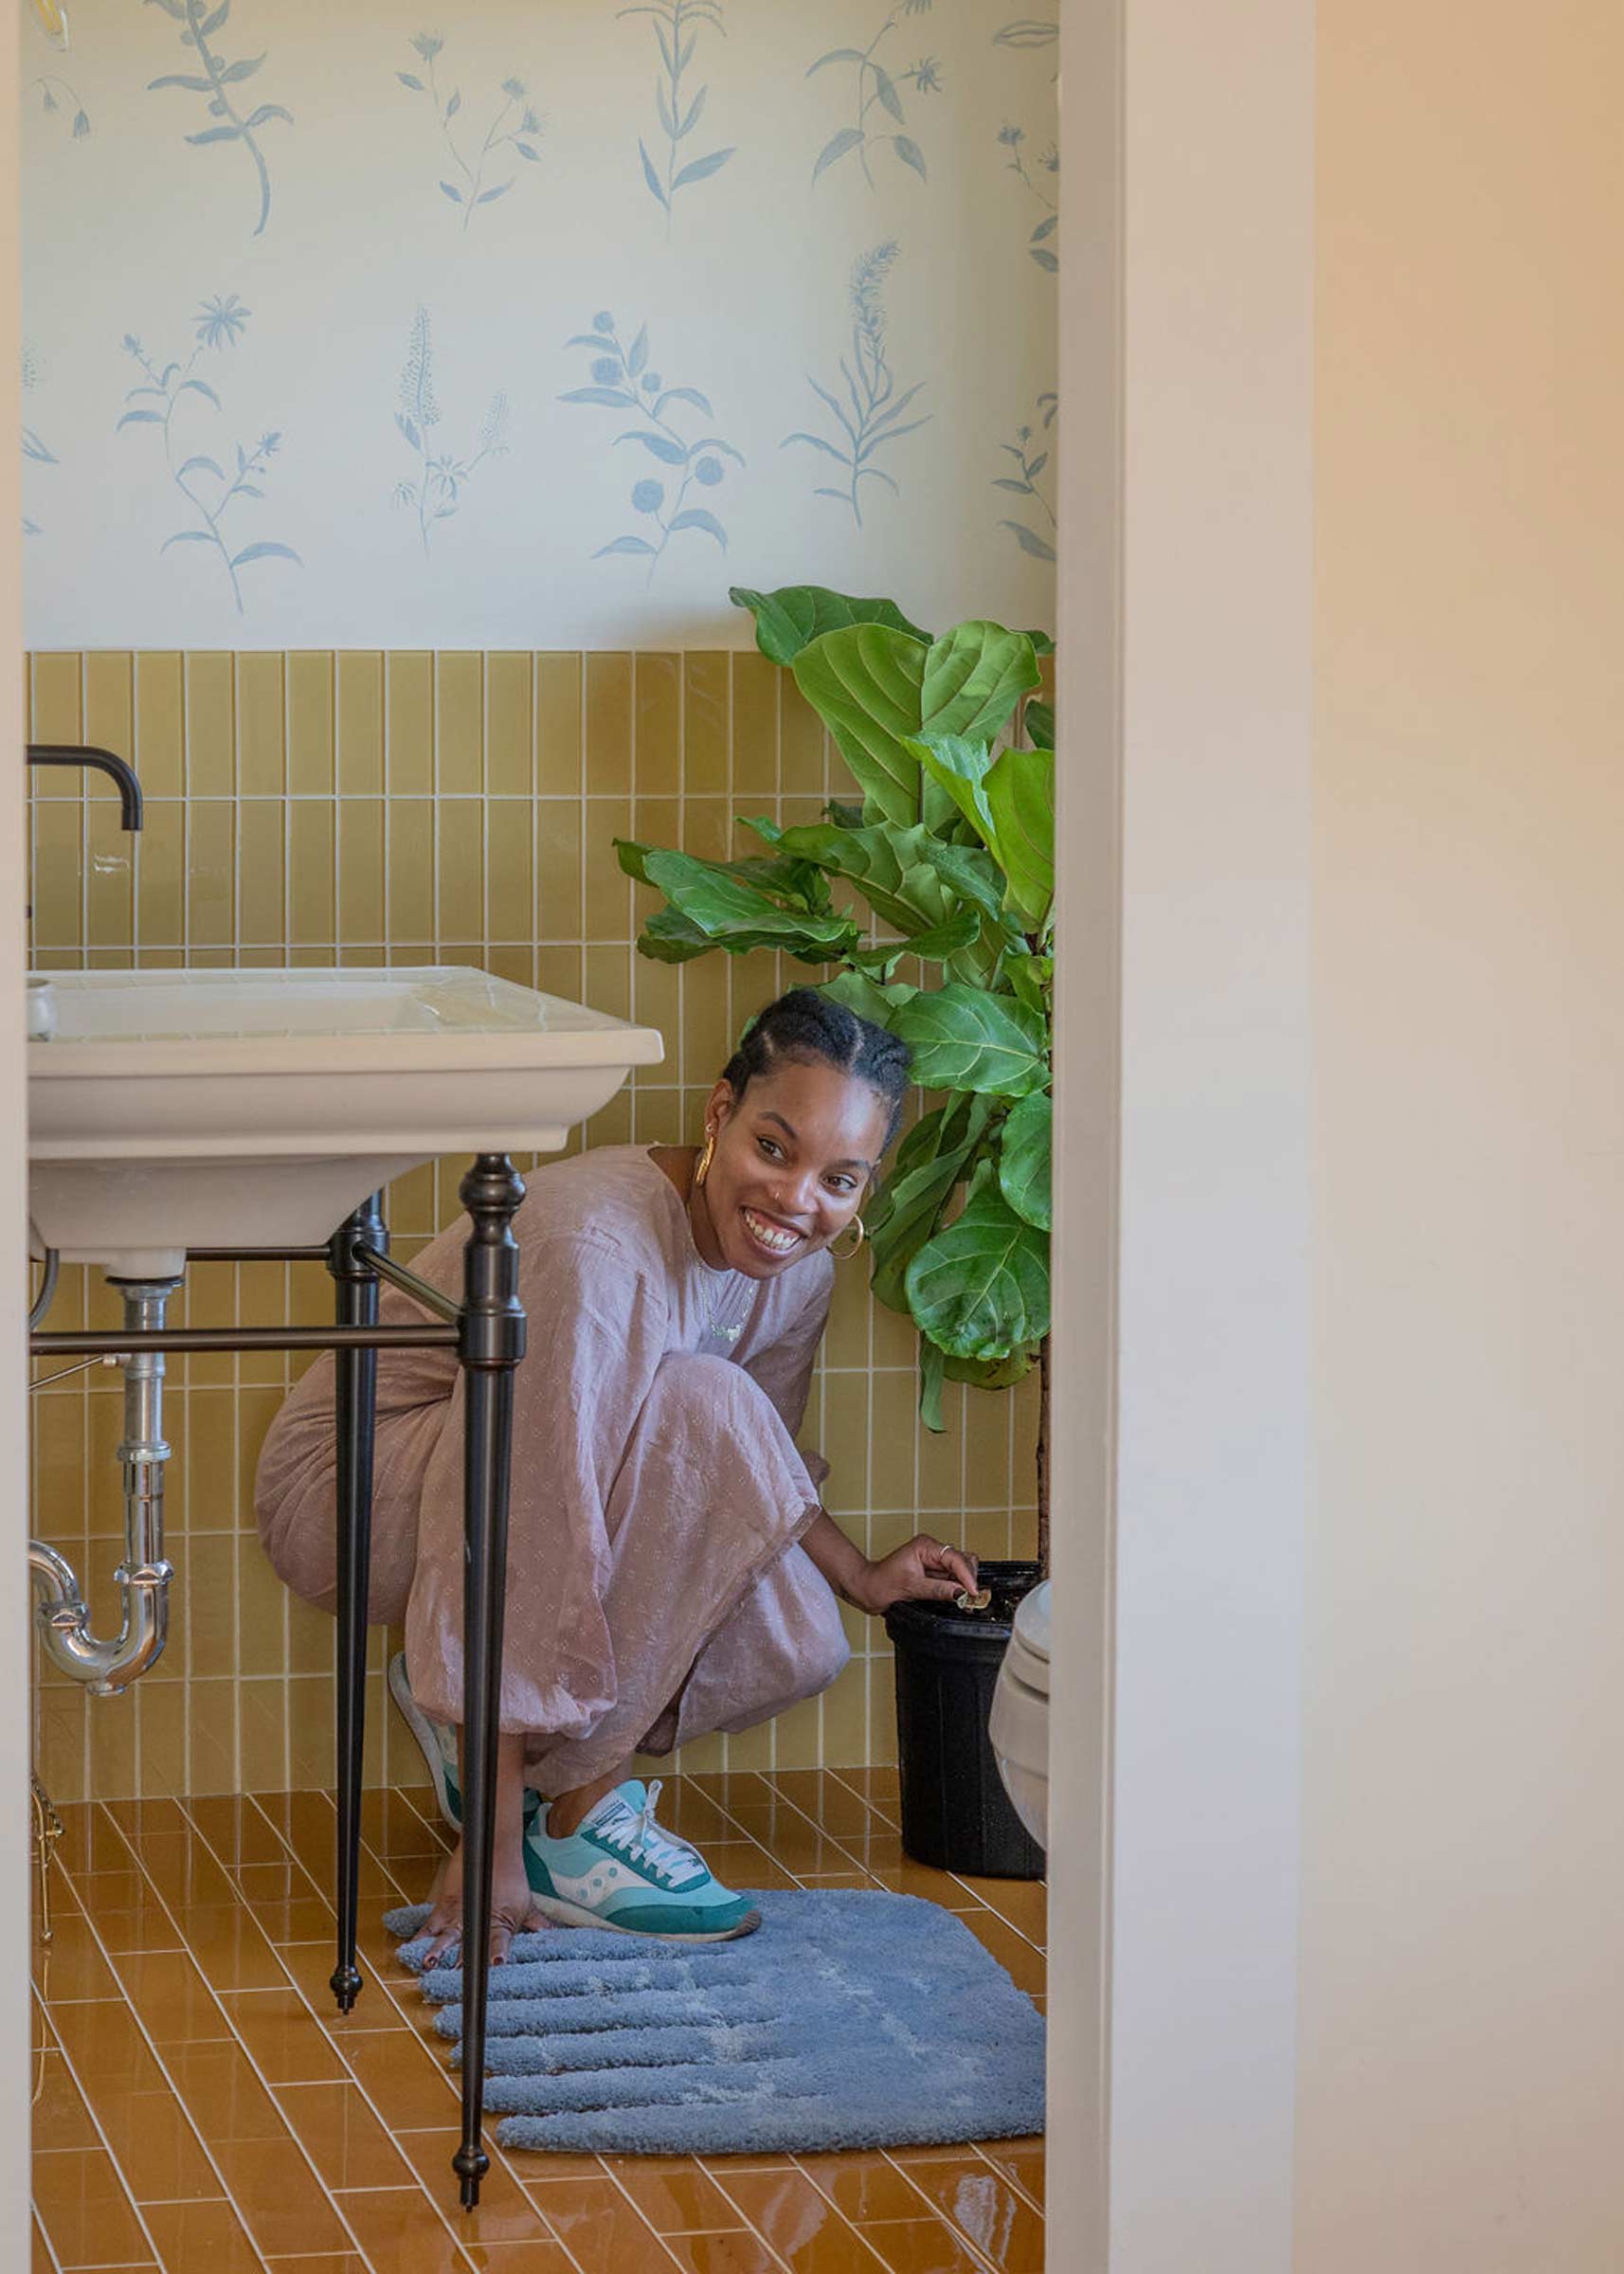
[[597, 1778, 704, 1886]]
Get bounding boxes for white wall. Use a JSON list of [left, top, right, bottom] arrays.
[[20, 0, 1056, 646], [1049, 0, 1314, 2265], [1295, 4, 1624, 2264]]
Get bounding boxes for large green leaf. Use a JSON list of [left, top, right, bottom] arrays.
[[618, 837, 833, 916], [998, 1092, 1052, 1229], [1024, 697, 1056, 749], [641, 849, 859, 961], [731, 583, 930, 667], [893, 984, 1048, 1096], [746, 817, 949, 937], [814, 970, 917, 1027], [945, 1345, 1039, 1390], [906, 1188, 1051, 1360], [867, 1094, 991, 1309], [906, 732, 999, 852], [792, 625, 929, 826], [921, 622, 1040, 745], [639, 906, 715, 963], [850, 906, 982, 978], [983, 745, 1055, 926]]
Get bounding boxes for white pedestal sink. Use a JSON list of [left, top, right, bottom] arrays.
[[27, 965, 664, 1276]]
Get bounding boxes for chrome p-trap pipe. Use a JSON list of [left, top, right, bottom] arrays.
[[29, 1280, 179, 1696]]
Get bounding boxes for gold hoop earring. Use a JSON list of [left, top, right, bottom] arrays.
[[829, 1216, 866, 1262], [694, 1128, 716, 1188]]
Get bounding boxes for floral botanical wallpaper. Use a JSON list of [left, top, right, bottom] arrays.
[[21, 0, 1057, 647]]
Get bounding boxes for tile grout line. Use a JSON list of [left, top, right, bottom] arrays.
[[36, 1802, 275, 2274]]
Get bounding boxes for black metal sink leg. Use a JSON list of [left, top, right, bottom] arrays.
[[453, 1154, 528, 2211], [328, 1193, 386, 2013]]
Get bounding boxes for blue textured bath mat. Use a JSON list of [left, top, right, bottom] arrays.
[[383, 1889, 1045, 2155]]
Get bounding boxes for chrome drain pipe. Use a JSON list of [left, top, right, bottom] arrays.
[[28, 1278, 179, 1697]]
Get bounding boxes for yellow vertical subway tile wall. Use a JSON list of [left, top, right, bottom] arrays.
[[27, 651, 1040, 1804]]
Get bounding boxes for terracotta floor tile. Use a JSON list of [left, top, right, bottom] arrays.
[[948, 1917, 1044, 1999], [98, 2087, 224, 2205], [333, 2187, 471, 2274], [250, 1895, 339, 1944], [102, 1796, 189, 1839], [660, 2235, 784, 2274], [114, 1952, 231, 2046], [31, 1911, 123, 2000], [463, 2244, 574, 2270], [126, 1835, 239, 1912], [163, 1904, 284, 1989], [67, 1864, 150, 1910], [977, 2142, 1043, 2209], [209, 2139, 351, 2258], [796, 2154, 935, 2225], [716, 2169, 885, 2269], [165, 2042, 289, 2141], [338, 2026, 460, 2129], [278, 2081, 416, 2190], [360, 1787, 453, 1861], [50, 1999, 171, 2098], [30, 2050, 99, 2152], [222, 1987, 348, 2083], [947, 1880, 1045, 1947], [847, 2218, 984, 2274], [893, 2163, 1043, 2273], [261, 2260, 366, 2272], [81, 1893, 184, 1959], [523, 2175, 681, 2272], [31, 2146, 155, 2270], [391, 2129, 557, 2247], [54, 1803, 138, 1877], [30, 2211, 53, 2273], [140, 2197, 262, 2273], [618, 2158, 750, 2233], [185, 1796, 292, 1870]]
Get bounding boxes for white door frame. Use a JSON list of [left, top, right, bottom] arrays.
[[4, 0, 38, 2239], [1049, 1, 1315, 2265]]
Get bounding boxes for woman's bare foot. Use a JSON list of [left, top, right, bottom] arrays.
[[419, 1727, 547, 1968], [420, 1831, 546, 1970]]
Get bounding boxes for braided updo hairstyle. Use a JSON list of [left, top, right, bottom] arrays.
[[720, 988, 912, 1150]]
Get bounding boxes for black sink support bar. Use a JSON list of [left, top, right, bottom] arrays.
[[29, 1156, 529, 2215], [328, 1194, 385, 2016], [452, 1155, 527, 2208]]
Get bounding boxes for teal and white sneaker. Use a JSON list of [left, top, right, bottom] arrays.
[[524, 1778, 761, 1942], [387, 1651, 461, 1829]]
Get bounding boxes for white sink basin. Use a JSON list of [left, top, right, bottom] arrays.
[[27, 966, 664, 1277]]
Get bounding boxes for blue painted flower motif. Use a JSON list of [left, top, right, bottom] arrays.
[[144, 0, 292, 241], [561, 313, 743, 584], [783, 242, 929, 528], [396, 36, 544, 227], [194, 294, 252, 351], [619, 0, 735, 237], [1000, 114, 1058, 271], [116, 299, 301, 613], [391, 306, 510, 553], [809, 5, 936, 189], [21, 343, 58, 537], [993, 389, 1058, 563], [27, 50, 93, 143]]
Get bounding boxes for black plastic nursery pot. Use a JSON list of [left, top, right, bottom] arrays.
[[884, 1558, 1045, 1880]]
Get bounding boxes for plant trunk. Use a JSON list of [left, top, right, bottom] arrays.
[[1037, 1333, 1050, 1576]]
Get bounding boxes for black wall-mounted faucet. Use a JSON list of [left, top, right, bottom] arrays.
[[26, 744, 144, 832]]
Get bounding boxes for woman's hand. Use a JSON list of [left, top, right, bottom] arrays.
[[421, 1829, 548, 1971], [857, 1534, 980, 1614]]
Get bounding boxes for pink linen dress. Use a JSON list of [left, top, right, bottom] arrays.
[[253, 1145, 848, 1796]]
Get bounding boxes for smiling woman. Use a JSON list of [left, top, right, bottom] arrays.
[[253, 986, 979, 1965]]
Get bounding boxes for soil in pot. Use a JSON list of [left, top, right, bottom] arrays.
[[884, 1558, 1045, 1880]]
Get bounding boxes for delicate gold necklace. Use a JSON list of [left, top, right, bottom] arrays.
[[688, 1162, 747, 1345]]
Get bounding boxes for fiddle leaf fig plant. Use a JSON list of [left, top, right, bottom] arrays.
[[615, 582, 1056, 1562]]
